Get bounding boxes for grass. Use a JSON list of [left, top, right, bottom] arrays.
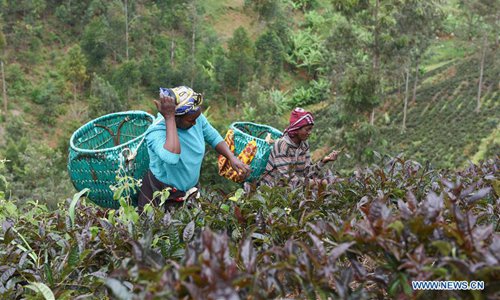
[[204, 0, 266, 44], [423, 39, 471, 67], [471, 125, 500, 163]]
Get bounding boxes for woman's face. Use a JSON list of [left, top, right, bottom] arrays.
[[295, 124, 314, 142], [176, 110, 201, 130]]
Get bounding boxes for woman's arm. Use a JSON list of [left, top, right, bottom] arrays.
[[215, 141, 251, 178], [154, 95, 180, 154], [305, 149, 339, 178]]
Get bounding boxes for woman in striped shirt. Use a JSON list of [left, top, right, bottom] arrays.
[[261, 108, 339, 187]]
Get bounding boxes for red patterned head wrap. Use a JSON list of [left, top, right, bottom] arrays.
[[284, 108, 314, 136]]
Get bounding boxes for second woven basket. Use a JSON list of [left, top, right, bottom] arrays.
[[229, 122, 283, 182]]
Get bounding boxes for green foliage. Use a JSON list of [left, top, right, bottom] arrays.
[[241, 79, 289, 126], [339, 66, 380, 115], [289, 0, 318, 12], [0, 155, 498, 298], [255, 30, 285, 86], [1, 143, 71, 208], [111, 59, 141, 101], [289, 77, 331, 107], [226, 27, 255, 94], [54, 0, 96, 34], [80, 16, 110, 69], [244, 0, 281, 22], [5, 63, 31, 100], [286, 28, 327, 76], [30, 78, 65, 125], [62, 44, 88, 100], [88, 73, 125, 118], [375, 51, 500, 170], [0, 21, 6, 54]]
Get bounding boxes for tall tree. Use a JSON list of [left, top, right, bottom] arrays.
[[402, 67, 410, 131], [88, 74, 125, 118], [458, 0, 500, 112], [124, 0, 130, 61], [112, 59, 141, 103], [255, 30, 285, 87], [226, 27, 255, 97], [244, 0, 280, 22], [330, 0, 401, 124], [81, 17, 111, 69], [62, 45, 89, 102], [394, 0, 443, 129], [190, 0, 197, 87], [0, 21, 6, 119]]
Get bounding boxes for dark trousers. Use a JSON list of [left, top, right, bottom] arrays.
[[138, 170, 186, 211]]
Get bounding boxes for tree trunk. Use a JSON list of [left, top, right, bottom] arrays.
[[402, 67, 410, 132], [397, 75, 401, 97], [170, 40, 175, 68], [476, 34, 487, 113], [73, 83, 77, 102], [1, 61, 7, 119], [190, 0, 196, 88], [411, 56, 420, 104], [496, 14, 499, 48], [370, 0, 380, 127], [372, 0, 380, 71], [124, 0, 129, 61]]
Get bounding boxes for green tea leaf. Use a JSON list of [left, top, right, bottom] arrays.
[[44, 263, 53, 286], [68, 245, 80, 267], [388, 220, 404, 235], [69, 188, 89, 228], [221, 204, 230, 212], [25, 282, 55, 300], [105, 278, 132, 300], [400, 274, 412, 295], [431, 240, 452, 256], [229, 188, 244, 202], [90, 226, 99, 238]]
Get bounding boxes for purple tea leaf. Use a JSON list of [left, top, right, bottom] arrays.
[[241, 239, 256, 272], [466, 187, 492, 204], [330, 242, 355, 261], [104, 278, 132, 300], [183, 221, 195, 242], [308, 233, 326, 258], [472, 225, 493, 249], [398, 199, 412, 219], [0, 268, 16, 285]]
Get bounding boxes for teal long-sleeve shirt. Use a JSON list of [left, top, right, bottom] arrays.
[[145, 113, 224, 192]]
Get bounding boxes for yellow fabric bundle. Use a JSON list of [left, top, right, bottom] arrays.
[[218, 129, 257, 183]]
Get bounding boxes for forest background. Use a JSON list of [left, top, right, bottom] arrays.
[[0, 0, 498, 206]]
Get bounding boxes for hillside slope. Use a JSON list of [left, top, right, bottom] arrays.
[[375, 46, 499, 169]]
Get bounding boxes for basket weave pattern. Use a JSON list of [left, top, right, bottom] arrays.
[[68, 111, 154, 208], [229, 122, 282, 181]]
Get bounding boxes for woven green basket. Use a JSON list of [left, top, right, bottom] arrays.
[[229, 122, 283, 182], [68, 111, 154, 208]]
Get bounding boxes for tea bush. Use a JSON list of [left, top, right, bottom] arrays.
[[0, 157, 498, 299]]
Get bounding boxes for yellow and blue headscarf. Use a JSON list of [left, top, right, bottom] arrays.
[[159, 86, 203, 116]]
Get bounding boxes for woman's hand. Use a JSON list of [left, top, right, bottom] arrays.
[[322, 150, 340, 164], [154, 95, 176, 119], [230, 157, 251, 179]]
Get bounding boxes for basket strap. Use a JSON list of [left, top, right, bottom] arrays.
[[123, 116, 163, 162]]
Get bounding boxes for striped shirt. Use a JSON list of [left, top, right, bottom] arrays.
[[261, 134, 324, 186]]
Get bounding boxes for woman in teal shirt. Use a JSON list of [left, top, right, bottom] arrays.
[[138, 86, 250, 210]]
